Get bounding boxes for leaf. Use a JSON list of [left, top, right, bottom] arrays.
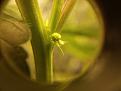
[[0, 0, 9, 11], [0, 13, 31, 46], [3, 4, 22, 20], [0, 13, 31, 74], [0, 20, 31, 77], [62, 33, 99, 61]]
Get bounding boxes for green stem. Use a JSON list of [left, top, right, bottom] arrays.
[[49, 0, 63, 32], [47, 44, 54, 83], [15, 0, 53, 83], [56, 0, 77, 32]]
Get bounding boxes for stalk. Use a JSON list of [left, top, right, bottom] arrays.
[[15, 0, 53, 83], [56, 0, 77, 32], [49, 0, 64, 32]]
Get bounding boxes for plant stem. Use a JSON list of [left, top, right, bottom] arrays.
[[46, 44, 54, 83], [15, 0, 53, 83], [49, 0, 63, 32], [57, 0, 77, 32]]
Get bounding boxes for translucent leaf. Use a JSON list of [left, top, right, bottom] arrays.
[[0, 13, 31, 46]]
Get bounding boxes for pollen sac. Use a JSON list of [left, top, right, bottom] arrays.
[[51, 32, 61, 42], [58, 40, 65, 45]]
